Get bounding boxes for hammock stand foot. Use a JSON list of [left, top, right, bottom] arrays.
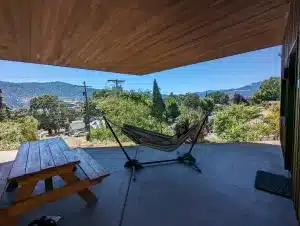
[[124, 159, 144, 170], [124, 159, 144, 182], [177, 152, 202, 173], [124, 152, 201, 181]]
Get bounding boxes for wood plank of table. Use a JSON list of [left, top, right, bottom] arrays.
[[55, 137, 72, 151], [39, 140, 55, 170], [64, 151, 99, 180], [47, 139, 68, 166], [25, 141, 41, 175], [0, 161, 14, 198], [75, 149, 109, 177], [9, 142, 30, 180]]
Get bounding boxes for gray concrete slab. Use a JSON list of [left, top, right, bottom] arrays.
[[122, 143, 297, 226], [7, 143, 297, 226]]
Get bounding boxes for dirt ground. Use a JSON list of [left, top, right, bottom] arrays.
[[63, 136, 280, 148], [64, 136, 135, 148]]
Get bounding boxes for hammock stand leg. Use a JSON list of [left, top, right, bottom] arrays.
[[103, 116, 144, 175]]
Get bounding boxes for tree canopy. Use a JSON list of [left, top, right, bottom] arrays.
[[165, 96, 180, 122], [206, 91, 229, 105], [30, 95, 68, 134], [199, 98, 214, 113], [252, 77, 280, 103], [232, 93, 249, 105], [183, 93, 200, 110]]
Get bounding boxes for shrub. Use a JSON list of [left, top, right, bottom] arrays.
[[213, 104, 263, 142], [261, 102, 280, 139], [17, 116, 38, 141], [0, 116, 38, 151]]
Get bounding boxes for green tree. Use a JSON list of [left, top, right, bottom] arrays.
[[199, 98, 214, 113], [207, 91, 229, 105], [92, 89, 112, 99], [11, 108, 29, 119], [92, 96, 172, 142], [165, 96, 180, 122], [232, 93, 249, 105], [252, 77, 280, 104], [151, 79, 165, 120], [120, 90, 152, 107], [183, 93, 200, 110], [30, 95, 68, 134]]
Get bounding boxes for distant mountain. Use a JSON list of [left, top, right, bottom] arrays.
[[0, 80, 262, 108], [0, 81, 97, 108], [196, 82, 261, 98]]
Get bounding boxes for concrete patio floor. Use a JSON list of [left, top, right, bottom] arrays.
[[5, 143, 298, 226]]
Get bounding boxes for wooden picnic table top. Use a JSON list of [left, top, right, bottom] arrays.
[[8, 137, 79, 181]]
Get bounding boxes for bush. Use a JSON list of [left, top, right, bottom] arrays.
[[261, 102, 280, 139], [17, 116, 38, 141], [213, 104, 263, 142], [0, 116, 38, 151]]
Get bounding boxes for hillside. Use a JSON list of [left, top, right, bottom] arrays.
[[196, 82, 261, 98], [0, 81, 97, 108], [0, 80, 262, 108]]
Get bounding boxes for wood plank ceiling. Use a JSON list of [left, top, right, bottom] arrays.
[[0, 0, 291, 75]]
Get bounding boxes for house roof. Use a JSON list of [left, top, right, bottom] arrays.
[[0, 0, 291, 75]]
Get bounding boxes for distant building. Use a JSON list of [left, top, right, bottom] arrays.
[[90, 119, 106, 129], [63, 100, 83, 109], [69, 120, 86, 135]]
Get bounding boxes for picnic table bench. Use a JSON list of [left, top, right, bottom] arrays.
[[0, 137, 110, 226]]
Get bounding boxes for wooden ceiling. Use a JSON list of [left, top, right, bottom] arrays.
[[0, 0, 291, 75]]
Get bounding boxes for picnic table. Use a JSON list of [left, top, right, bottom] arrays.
[[0, 137, 110, 226]]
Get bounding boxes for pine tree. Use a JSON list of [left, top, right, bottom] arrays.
[[151, 79, 165, 123]]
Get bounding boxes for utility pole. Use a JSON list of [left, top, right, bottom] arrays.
[[107, 79, 125, 89], [107, 79, 125, 96], [82, 81, 92, 141]]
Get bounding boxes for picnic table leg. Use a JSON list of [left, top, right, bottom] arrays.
[[45, 177, 54, 192], [0, 215, 18, 226], [3, 182, 37, 226], [60, 173, 98, 205]]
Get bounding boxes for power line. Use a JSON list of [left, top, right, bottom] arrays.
[[107, 79, 125, 89]]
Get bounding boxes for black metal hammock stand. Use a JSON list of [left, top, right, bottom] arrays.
[[101, 111, 210, 181]]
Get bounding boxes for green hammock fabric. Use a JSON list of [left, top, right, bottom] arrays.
[[121, 123, 200, 152]]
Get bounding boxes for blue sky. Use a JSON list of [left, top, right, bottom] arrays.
[[0, 46, 281, 94]]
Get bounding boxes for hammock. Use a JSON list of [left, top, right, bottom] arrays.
[[121, 123, 199, 152], [102, 111, 211, 181]]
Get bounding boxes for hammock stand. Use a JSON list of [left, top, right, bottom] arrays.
[[102, 112, 210, 181]]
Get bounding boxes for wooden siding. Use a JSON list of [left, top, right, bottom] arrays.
[[281, 0, 300, 70], [0, 0, 291, 75], [281, 0, 300, 221]]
